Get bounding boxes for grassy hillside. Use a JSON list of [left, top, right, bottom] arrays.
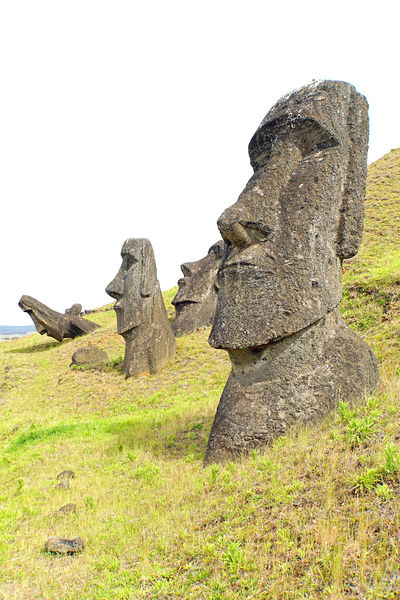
[[0, 150, 399, 600]]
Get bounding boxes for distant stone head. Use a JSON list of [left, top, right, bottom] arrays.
[[18, 295, 99, 342], [106, 238, 175, 376], [172, 240, 225, 336]]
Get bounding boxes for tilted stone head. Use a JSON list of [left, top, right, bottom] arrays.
[[106, 238, 175, 376], [172, 240, 225, 336], [209, 80, 369, 350], [18, 295, 99, 342]]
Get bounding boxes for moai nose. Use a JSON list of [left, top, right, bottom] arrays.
[[217, 207, 252, 248], [106, 275, 124, 300]]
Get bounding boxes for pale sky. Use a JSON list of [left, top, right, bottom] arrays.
[[1, 0, 399, 324]]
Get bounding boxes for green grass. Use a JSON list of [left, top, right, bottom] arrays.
[[0, 149, 400, 599]]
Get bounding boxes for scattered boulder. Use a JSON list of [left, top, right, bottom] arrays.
[[55, 479, 70, 490], [57, 503, 77, 515], [172, 241, 225, 336], [56, 470, 75, 480], [205, 80, 379, 464], [106, 238, 175, 377], [71, 347, 108, 369], [18, 296, 99, 342], [44, 536, 85, 554]]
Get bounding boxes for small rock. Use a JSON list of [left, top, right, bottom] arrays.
[[56, 470, 75, 480], [55, 479, 70, 490], [58, 503, 77, 515], [71, 347, 108, 368], [44, 536, 85, 554]]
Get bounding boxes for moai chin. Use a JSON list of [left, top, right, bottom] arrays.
[[172, 240, 225, 337], [205, 80, 379, 464], [106, 238, 175, 377]]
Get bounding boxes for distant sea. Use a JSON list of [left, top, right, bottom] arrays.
[[0, 324, 35, 341]]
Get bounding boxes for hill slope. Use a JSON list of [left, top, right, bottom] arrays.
[[0, 151, 399, 600]]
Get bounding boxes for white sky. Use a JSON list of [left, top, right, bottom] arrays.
[[1, 0, 399, 324]]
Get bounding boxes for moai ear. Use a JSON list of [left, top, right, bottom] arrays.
[[140, 240, 157, 297], [336, 89, 369, 259]]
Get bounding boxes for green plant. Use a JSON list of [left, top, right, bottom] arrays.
[[375, 483, 393, 501], [352, 467, 381, 495], [346, 416, 376, 447], [85, 495, 96, 511], [223, 541, 244, 575], [381, 443, 399, 476], [210, 464, 219, 485]]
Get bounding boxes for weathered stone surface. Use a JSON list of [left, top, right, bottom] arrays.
[[205, 80, 379, 464], [106, 238, 175, 377], [172, 241, 225, 336], [71, 346, 108, 368], [18, 296, 99, 342], [44, 536, 85, 554], [56, 470, 75, 480], [55, 479, 70, 490], [57, 503, 77, 515], [65, 303, 82, 316]]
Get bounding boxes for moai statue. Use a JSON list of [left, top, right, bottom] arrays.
[[65, 303, 82, 316], [205, 80, 379, 464], [172, 241, 225, 336], [106, 238, 175, 377], [18, 296, 99, 342]]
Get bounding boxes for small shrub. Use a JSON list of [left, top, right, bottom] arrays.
[[352, 467, 381, 495], [85, 496, 96, 511], [381, 443, 399, 476], [134, 463, 160, 483], [346, 416, 376, 447], [223, 541, 244, 574], [338, 400, 355, 423], [375, 483, 393, 501]]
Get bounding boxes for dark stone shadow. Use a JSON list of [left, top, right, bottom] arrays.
[[7, 339, 66, 354], [107, 412, 215, 461]]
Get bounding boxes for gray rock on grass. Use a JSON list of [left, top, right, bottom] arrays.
[[44, 536, 85, 554], [56, 470, 75, 480], [71, 347, 108, 368]]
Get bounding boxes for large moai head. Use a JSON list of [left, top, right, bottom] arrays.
[[106, 238, 158, 335], [172, 240, 225, 336], [209, 80, 369, 350]]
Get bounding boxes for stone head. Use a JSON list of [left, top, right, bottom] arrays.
[[19, 295, 61, 338], [171, 241, 224, 335], [209, 80, 369, 350], [106, 238, 158, 335], [18, 295, 99, 342]]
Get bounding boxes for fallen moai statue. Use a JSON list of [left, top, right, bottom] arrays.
[[106, 238, 175, 377], [18, 295, 99, 342], [172, 240, 225, 336], [205, 80, 379, 464]]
